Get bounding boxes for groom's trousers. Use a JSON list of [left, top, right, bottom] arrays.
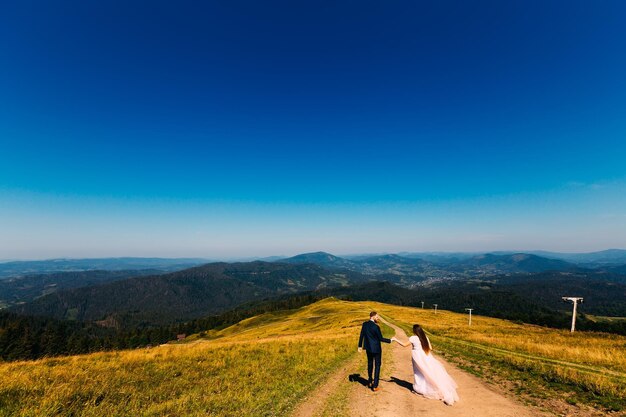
[[366, 351, 382, 388]]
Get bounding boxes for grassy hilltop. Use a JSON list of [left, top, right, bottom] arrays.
[[378, 302, 626, 412], [1, 298, 625, 416], [0, 299, 367, 416]]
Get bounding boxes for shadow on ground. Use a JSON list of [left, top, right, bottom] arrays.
[[348, 373, 369, 387], [389, 376, 413, 392]]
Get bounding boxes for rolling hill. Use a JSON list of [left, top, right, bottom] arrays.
[[278, 251, 582, 279], [1, 298, 624, 416], [448, 253, 577, 273], [281, 251, 358, 269], [10, 254, 626, 333], [5, 272, 625, 363], [11, 262, 367, 326], [495, 272, 626, 316], [319, 275, 626, 333], [530, 249, 626, 265], [0, 269, 164, 309]]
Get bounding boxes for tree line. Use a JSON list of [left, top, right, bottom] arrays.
[[0, 294, 323, 361], [2, 281, 626, 362]]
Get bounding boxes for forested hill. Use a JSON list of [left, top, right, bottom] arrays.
[[9, 258, 626, 330], [3, 258, 626, 362], [11, 262, 367, 327], [278, 251, 582, 279], [0, 294, 322, 361], [0, 269, 165, 309], [3, 277, 625, 362], [335, 272, 626, 316], [447, 253, 575, 273], [321, 278, 626, 332]]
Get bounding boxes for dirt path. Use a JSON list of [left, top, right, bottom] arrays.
[[348, 318, 548, 417], [293, 317, 548, 417]]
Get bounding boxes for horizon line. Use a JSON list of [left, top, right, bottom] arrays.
[[2, 247, 625, 263]]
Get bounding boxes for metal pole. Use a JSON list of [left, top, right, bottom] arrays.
[[562, 297, 583, 333], [465, 308, 473, 326], [421, 301, 424, 309]]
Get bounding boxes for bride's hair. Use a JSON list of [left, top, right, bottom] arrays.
[[412, 324, 431, 355]]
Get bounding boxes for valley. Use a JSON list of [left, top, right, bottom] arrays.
[[1, 251, 625, 362]]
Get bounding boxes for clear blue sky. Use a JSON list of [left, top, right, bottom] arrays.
[[1, 1, 625, 259]]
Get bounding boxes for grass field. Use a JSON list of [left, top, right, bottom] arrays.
[[0, 299, 368, 416], [369, 302, 626, 412], [0, 298, 624, 415]]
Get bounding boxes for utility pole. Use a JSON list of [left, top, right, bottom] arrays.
[[562, 297, 583, 333], [465, 308, 474, 326], [421, 301, 424, 309], [433, 304, 438, 314]]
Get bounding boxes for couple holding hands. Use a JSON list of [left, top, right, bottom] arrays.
[[358, 311, 459, 406]]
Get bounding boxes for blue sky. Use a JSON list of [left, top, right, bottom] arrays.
[[1, 1, 626, 259]]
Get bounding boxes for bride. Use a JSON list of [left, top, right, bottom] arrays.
[[391, 324, 459, 405]]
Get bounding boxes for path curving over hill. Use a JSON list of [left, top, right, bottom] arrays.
[[294, 316, 547, 417]]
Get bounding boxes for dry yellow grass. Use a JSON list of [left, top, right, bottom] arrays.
[[0, 298, 370, 417], [1, 298, 624, 415], [365, 301, 626, 407], [368, 303, 626, 372]]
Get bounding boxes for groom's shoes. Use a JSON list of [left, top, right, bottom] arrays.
[[372, 386, 382, 392]]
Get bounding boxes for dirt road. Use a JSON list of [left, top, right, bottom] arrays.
[[294, 317, 548, 417]]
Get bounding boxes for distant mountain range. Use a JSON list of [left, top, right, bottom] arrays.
[[447, 253, 575, 273], [0, 257, 209, 279], [396, 249, 626, 265], [526, 249, 626, 265], [281, 251, 357, 269], [4, 250, 626, 332], [278, 251, 582, 281], [11, 262, 367, 327], [3, 250, 625, 280]]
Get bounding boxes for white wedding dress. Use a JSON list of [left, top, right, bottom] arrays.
[[409, 335, 459, 405]]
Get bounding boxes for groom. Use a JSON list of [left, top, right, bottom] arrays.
[[358, 311, 391, 391]]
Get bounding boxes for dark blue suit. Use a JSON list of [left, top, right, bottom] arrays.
[[358, 320, 391, 388]]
